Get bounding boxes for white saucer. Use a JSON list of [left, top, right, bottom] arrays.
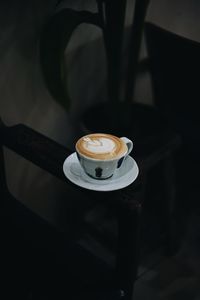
[[63, 152, 139, 192]]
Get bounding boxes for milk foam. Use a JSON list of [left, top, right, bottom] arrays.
[[83, 137, 116, 154]]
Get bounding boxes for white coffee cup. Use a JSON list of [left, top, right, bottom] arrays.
[[75, 133, 133, 179]]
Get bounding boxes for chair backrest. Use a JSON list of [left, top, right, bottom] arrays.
[[145, 22, 200, 151]]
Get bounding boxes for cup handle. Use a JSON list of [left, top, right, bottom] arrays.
[[120, 137, 133, 156]]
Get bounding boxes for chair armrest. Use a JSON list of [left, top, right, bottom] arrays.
[[0, 123, 144, 208], [1, 123, 71, 183], [0, 122, 181, 188]]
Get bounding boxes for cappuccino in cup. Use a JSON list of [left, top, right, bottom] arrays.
[[76, 133, 133, 180], [76, 133, 128, 160]]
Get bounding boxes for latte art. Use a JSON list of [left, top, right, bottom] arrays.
[[83, 137, 116, 154], [76, 133, 128, 160]]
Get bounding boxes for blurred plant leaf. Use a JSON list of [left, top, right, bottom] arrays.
[[39, 8, 102, 111]]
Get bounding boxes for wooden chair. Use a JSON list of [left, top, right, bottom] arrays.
[[0, 117, 180, 299], [37, 3, 181, 299], [80, 0, 182, 261]]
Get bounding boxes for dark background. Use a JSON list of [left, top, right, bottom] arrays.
[[1, 1, 200, 299]]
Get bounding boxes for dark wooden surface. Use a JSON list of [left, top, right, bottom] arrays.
[[102, 0, 127, 103], [116, 191, 144, 300]]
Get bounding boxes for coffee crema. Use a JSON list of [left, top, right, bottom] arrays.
[[76, 133, 127, 160]]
